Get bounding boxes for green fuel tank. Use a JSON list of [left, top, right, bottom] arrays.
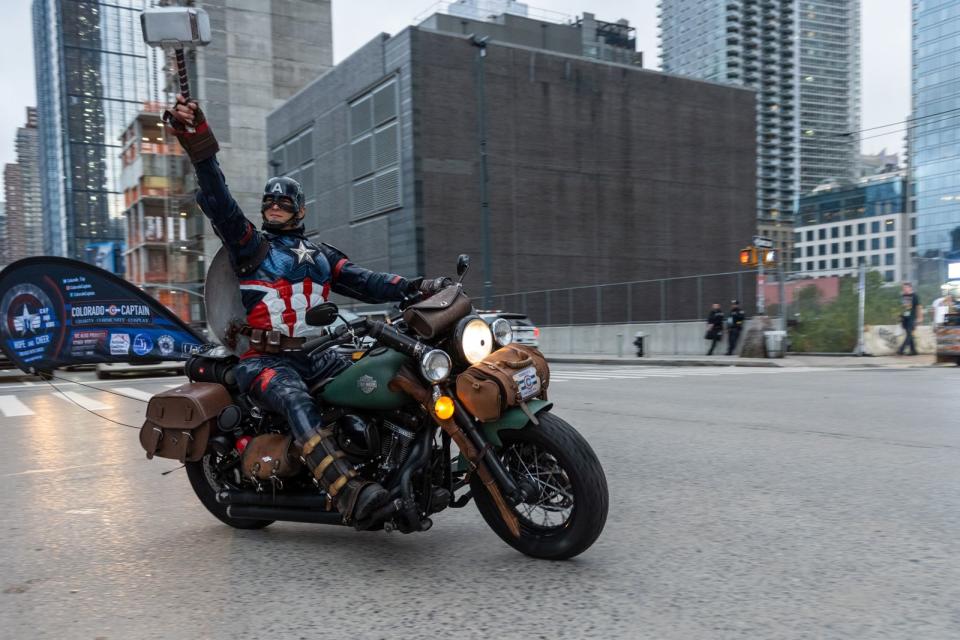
[[319, 348, 413, 410]]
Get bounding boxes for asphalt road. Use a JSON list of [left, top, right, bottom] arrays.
[[0, 364, 956, 639]]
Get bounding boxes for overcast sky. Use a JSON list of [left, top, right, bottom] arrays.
[[0, 0, 911, 182]]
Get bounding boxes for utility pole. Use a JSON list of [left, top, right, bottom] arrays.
[[471, 35, 493, 308], [856, 262, 866, 356]]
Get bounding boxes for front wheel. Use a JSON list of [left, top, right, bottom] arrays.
[[470, 412, 608, 560], [185, 453, 274, 530]]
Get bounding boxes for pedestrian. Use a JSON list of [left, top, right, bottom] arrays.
[[898, 282, 922, 355], [726, 299, 745, 355], [705, 303, 724, 355], [931, 286, 955, 326]]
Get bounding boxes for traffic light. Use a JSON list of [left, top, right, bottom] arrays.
[[739, 247, 758, 267], [761, 249, 777, 266]]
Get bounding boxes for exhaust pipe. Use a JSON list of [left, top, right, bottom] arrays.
[[226, 504, 345, 525], [216, 489, 330, 510]]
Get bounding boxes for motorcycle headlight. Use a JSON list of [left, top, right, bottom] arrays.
[[420, 349, 452, 382], [491, 318, 513, 347], [455, 316, 494, 365]]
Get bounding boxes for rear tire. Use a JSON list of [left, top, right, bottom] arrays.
[[470, 412, 608, 560], [185, 453, 274, 530]]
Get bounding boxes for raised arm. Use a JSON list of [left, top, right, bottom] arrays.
[[318, 244, 414, 304]]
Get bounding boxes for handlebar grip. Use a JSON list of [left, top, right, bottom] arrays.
[[365, 319, 426, 359]]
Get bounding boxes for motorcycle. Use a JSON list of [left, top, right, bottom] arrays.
[[142, 255, 608, 560]]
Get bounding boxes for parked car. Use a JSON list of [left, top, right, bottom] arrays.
[[477, 311, 540, 347]]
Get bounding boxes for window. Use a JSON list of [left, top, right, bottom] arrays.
[[871, 238, 880, 250], [871, 255, 880, 266], [911, 235, 916, 247], [884, 270, 895, 282], [885, 236, 894, 249], [885, 219, 895, 231], [831, 243, 839, 254], [269, 127, 315, 206], [857, 239, 866, 251], [807, 262, 814, 271], [844, 257, 852, 267], [794, 233, 801, 245], [806, 246, 813, 257], [858, 256, 866, 265], [831, 227, 839, 238], [843, 241, 852, 252], [844, 225, 852, 237], [911, 217, 916, 230], [806, 230, 814, 242], [857, 223, 866, 234], [818, 245, 826, 256], [819, 228, 827, 240], [884, 253, 895, 266], [819, 260, 827, 270], [871, 220, 880, 234], [350, 77, 402, 219], [831, 259, 839, 269]]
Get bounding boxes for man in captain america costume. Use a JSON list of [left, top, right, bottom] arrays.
[[167, 94, 445, 526]]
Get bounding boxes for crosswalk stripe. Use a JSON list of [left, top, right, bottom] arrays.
[[112, 387, 155, 402], [0, 395, 34, 417], [52, 391, 111, 411]]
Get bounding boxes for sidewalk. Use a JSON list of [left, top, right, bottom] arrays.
[[544, 353, 938, 368]]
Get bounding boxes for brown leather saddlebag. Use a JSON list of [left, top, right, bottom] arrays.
[[403, 285, 472, 339], [139, 382, 232, 463], [455, 345, 550, 422]]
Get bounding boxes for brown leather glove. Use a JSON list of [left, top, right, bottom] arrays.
[[165, 95, 219, 164]]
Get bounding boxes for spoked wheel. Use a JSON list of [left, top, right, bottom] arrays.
[[470, 412, 608, 560], [185, 453, 274, 530]]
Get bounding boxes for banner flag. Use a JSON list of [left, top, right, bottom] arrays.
[[0, 257, 205, 373]]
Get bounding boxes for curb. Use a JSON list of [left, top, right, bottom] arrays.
[[545, 357, 783, 368]]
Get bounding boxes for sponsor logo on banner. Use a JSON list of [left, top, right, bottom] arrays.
[[110, 333, 130, 355], [182, 343, 201, 355], [132, 333, 153, 356], [157, 335, 175, 356]]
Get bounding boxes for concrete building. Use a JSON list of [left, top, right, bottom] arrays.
[[910, 0, 960, 262], [266, 16, 758, 323], [119, 109, 200, 326], [793, 171, 914, 283], [3, 108, 44, 264], [659, 0, 861, 257], [32, 0, 161, 268], [859, 149, 899, 178], [160, 0, 334, 268]]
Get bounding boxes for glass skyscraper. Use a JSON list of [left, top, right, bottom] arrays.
[[659, 0, 860, 219], [32, 0, 161, 268], [911, 0, 960, 260]]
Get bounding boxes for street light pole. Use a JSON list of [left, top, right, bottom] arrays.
[[471, 35, 493, 308]]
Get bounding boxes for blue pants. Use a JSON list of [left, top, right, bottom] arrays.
[[899, 321, 917, 355], [234, 349, 349, 444]]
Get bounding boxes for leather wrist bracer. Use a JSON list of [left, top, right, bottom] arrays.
[[165, 105, 220, 164]]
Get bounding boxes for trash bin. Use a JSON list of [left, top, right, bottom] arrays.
[[633, 332, 645, 357], [764, 330, 787, 358]]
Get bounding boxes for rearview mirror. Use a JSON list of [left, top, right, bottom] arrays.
[[457, 254, 470, 278], [305, 302, 339, 327]]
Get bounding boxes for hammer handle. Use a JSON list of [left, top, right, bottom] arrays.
[[175, 48, 190, 100]]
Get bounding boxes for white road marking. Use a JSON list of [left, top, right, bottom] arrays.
[[52, 391, 111, 411], [0, 395, 34, 417], [112, 387, 156, 402]]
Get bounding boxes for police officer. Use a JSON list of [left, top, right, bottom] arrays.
[[706, 303, 724, 355], [726, 299, 745, 356], [167, 94, 445, 526]]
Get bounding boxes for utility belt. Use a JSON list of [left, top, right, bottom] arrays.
[[238, 326, 306, 354]]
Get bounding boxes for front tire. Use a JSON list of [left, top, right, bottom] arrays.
[[185, 453, 274, 530], [470, 412, 608, 560]]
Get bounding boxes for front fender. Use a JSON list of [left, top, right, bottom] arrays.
[[455, 400, 553, 473], [481, 400, 553, 447]]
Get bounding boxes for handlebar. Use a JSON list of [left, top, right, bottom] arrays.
[[304, 317, 428, 360]]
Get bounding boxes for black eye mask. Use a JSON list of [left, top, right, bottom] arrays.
[[261, 195, 298, 215]]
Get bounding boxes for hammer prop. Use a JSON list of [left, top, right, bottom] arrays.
[[140, 7, 212, 131]]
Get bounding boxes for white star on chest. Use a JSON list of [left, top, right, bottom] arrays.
[[289, 240, 317, 265]]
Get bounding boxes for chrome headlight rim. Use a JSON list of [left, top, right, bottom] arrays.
[[454, 315, 495, 365], [490, 317, 513, 347], [419, 349, 453, 383]]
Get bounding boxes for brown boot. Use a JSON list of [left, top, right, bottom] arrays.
[[299, 426, 388, 524]]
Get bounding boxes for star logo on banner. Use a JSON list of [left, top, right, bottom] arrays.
[[13, 305, 41, 336], [289, 240, 317, 265]]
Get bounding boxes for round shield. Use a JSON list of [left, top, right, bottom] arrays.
[[204, 247, 250, 356]]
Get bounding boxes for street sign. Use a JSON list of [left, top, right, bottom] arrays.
[[752, 235, 774, 249]]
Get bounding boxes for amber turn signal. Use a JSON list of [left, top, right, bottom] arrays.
[[434, 395, 455, 420]]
